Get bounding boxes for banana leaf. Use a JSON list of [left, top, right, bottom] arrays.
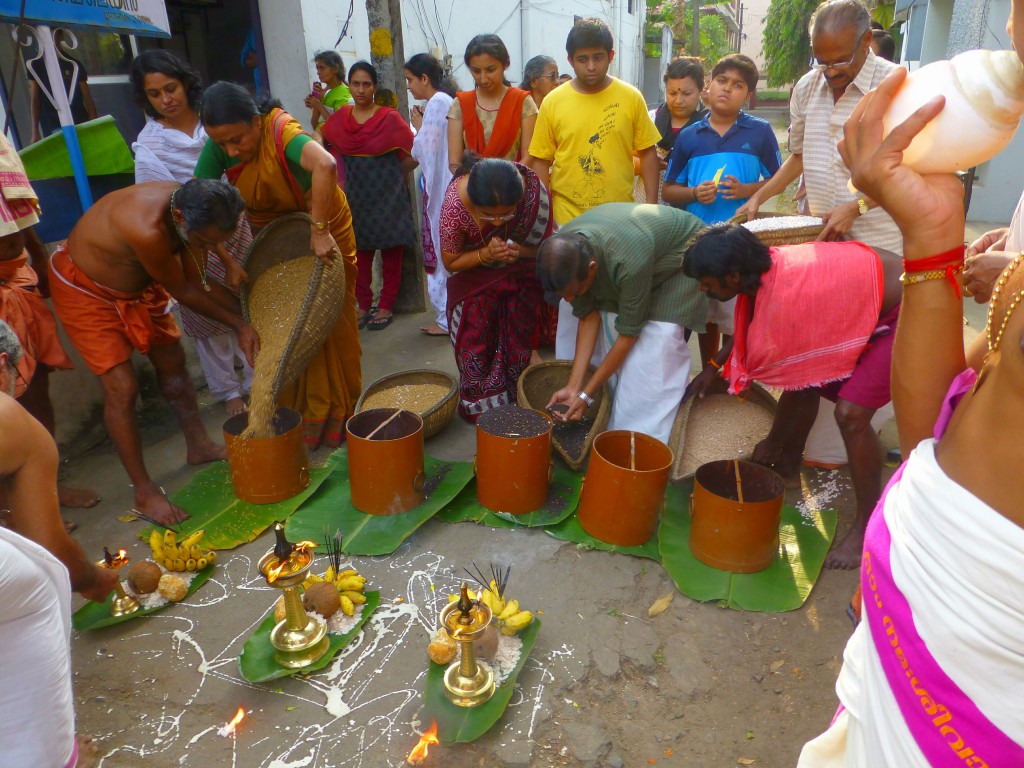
[[72, 564, 215, 631], [544, 513, 662, 560], [658, 483, 837, 612], [423, 619, 540, 744], [238, 590, 380, 683], [285, 454, 474, 555], [136, 453, 340, 551], [436, 464, 582, 528]]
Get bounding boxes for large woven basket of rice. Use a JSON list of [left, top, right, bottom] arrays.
[[731, 212, 825, 247], [517, 360, 610, 471], [355, 369, 458, 439], [669, 382, 777, 482], [241, 213, 348, 399]]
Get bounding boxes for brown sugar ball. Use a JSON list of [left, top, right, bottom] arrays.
[[303, 581, 341, 618], [128, 560, 163, 594], [157, 574, 188, 602]]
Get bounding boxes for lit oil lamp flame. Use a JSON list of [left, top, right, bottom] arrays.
[[217, 706, 246, 738], [294, 540, 317, 553], [266, 559, 289, 584], [405, 721, 439, 765], [101, 547, 130, 569]]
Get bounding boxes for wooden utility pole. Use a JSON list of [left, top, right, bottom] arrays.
[[691, 0, 700, 55], [364, 0, 425, 313]]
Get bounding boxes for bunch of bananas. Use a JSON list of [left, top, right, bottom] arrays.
[[303, 565, 367, 616], [449, 580, 534, 636], [149, 529, 218, 572]]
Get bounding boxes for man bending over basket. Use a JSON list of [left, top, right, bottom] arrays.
[[682, 224, 902, 569], [49, 179, 259, 526], [536, 202, 709, 443]]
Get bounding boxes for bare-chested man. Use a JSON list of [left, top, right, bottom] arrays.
[[48, 179, 259, 526]]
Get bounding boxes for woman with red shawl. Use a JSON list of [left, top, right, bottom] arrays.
[[320, 61, 416, 330], [440, 156, 552, 421]]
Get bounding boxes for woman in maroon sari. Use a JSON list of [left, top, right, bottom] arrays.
[[440, 155, 553, 420], [320, 61, 416, 330]]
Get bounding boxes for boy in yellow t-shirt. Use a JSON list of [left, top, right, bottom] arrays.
[[528, 17, 661, 226]]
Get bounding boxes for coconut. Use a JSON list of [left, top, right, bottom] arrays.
[[157, 573, 188, 602], [473, 622, 500, 661], [128, 560, 162, 594], [303, 581, 341, 618]]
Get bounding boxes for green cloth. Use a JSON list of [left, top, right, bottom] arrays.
[[194, 132, 313, 190], [562, 203, 709, 336], [315, 83, 353, 129], [19, 115, 134, 179]]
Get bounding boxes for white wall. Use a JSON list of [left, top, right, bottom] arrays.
[[260, 0, 644, 115], [740, 0, 771, 71]]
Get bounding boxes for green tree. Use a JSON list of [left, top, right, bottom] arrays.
[[762, 0, 819, 86], [645, 0, 734, 64]]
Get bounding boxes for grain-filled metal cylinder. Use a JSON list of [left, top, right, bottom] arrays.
[[475, 405, 552, 515], [346, 408, 425, 515], [689, 460, 785, 573], [578, 430, 672, 546], [223, 407, 310, 504]]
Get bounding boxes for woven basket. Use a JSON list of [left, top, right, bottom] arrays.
[[241, 212, 348, 400], [355, 369, 458, 439], [516, 360, 610, 471], [668, 382, 777, 482], [731, 212, 825, 246]]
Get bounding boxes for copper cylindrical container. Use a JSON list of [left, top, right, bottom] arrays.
[[475, 405, 552, 515], [689, 460, 785, 573], [346, 408, 425, 515], [578, 430, 672, 546], [224, 407, 310, 504]]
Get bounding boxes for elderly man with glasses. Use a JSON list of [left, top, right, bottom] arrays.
[[738, 0, 901, 253]]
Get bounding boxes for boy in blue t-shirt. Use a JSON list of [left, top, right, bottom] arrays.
[[662, 53, 781, 366], [662, 54, 781, 224]]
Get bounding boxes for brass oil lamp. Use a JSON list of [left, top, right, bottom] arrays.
[[98, 547, 140, 617], [439, 583, 495, 707], [257, 523, 329, 669]]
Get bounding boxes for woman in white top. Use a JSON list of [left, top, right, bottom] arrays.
[[405, 53, 455, 336], [129, 50, 253, 416]]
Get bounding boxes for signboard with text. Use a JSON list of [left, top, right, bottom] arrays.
[[0, 0, 171, 38]]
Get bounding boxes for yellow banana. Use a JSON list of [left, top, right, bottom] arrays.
[[302, 572, 324, 589], [503, 610, 533, 632], [497, 599, 519, 622], [172, 558, 186, 572], [189, 545, 203, 561], [196, 556, 209, 570], [337, 576, 366, 592], [149, 530, 164, 552], [164, 556, 176, 571], [185, 558, 197, 571], [163, 529, 177, 548], [152, 546, 165, 562], [337, 569, 358, 578], [343, 590, 366, 604], [339, 595, 355, 616], [180, 529, 205, 549], [324, 566, 336, 584], [206, 550, 217, 564]]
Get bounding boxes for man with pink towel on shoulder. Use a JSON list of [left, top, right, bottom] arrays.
[[683, 224, 902, 569]]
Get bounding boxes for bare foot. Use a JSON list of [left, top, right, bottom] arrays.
[[225, 396, 247, 417], [186, 440, 227, 465], [825, 529, 865, 569], [419, 323, 448, 336], [134, 489, 189, 526], [76, 734, 99, 768], [63, 518, 78, 533], [58, 484, 101, 509], [530, 349, 542, 366]]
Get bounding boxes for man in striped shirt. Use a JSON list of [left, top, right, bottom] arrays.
[[738, 0, 902, 254]]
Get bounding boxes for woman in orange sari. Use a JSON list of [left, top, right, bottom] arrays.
[[195, 82, 361, 448]]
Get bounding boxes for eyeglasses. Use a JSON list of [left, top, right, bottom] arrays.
[[809, 50, 860, 72], [478, 212, 516, 223], [537, 73, 560, 81]]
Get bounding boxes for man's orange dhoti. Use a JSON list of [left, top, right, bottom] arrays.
[[0, 253, 72, 396], [48, 245, 181, 376]]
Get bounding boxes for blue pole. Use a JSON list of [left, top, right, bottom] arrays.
[[61, 124, 92, 209]]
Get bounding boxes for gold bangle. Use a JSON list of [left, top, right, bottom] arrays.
[[477, 249, 485, 265], [898, 269, 961, 288]]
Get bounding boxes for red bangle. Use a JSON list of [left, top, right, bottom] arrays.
[[903, 246, 965, 298], [708, 358, 722, 370]]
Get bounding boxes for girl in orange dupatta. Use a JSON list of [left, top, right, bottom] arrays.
[[196, 82, 361, 448], [446, 35, 537, 173]]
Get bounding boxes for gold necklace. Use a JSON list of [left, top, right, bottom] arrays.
[[986, 252, 1024, 353], [169, 189, 211, 292]]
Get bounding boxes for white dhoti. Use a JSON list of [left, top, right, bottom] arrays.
[[0, 527, 76, 768], [195, 332, 253, 403], [592, 311, 691, 444], [426, 267, 449, 331], [798, 439, 1024, 766]]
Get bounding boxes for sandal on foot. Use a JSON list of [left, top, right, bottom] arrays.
[[367, 314, 394, 331]]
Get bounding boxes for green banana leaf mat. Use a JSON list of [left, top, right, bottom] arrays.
[[544, 513, 661, 561], [658, 484, 837, 612], [285, 453, 474, 556], [435, 463, 582, 528], [239, 591, 381, 683], [73, 564, 215, 631], [423, 619, 541, 743], [136, 453, 341, 550]]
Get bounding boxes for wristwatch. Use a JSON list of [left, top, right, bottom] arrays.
[[313, 220, 329, 231], [577, 391, 595, 408], [856, 198, 869, 216]]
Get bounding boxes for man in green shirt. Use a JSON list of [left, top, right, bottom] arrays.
[[536, 203, 708, 442]]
